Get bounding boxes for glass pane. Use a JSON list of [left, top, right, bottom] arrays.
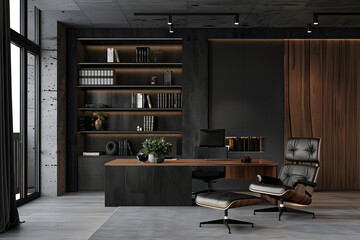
[[11, 43, 21, 200], [27, 52, 37, 195], [10, 0, 21, 33], [11, 44, 21, 133], [27, 4, 36, 42]]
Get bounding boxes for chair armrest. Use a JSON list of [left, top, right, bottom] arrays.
[[256, 175, 281, 185], [294, 180, 317, 188]]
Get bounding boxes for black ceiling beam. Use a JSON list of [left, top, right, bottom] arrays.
[[314, 12, 360, 16], [134, 12, 238, 16]]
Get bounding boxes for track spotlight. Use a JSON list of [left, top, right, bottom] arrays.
[[307, 24, 312, 33], [234, 14, 239, 25], [313, 14, 318, 25], [168, 15, 172, 25], [169, 24, 174, 33]]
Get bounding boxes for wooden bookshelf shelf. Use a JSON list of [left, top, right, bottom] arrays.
[[78, 63, 182, 67], [77, 85, 182, 89], [78, 108, 182, 111], [78, 131, 182, 134]]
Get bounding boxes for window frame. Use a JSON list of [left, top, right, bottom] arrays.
[[10, 0, 41, 206]]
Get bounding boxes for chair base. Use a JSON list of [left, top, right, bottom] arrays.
[[199, 209, 254, 234], [254, 204, 315, 221]]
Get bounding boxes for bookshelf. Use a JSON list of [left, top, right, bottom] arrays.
[[76, 38, 183, 190]]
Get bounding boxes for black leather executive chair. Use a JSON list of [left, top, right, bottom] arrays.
[[192, 129, 227, 193], [249, 138, 321, 220]]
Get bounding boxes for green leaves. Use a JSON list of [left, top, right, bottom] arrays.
[[93, 111, 107, 120], [140, 137, 172, 156]]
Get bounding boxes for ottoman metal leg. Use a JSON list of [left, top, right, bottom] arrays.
[[199, 209, 254, 234]]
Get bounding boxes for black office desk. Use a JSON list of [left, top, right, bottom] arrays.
[[104, 158, 277, 207]]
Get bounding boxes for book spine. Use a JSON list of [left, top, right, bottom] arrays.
[[157, 93, 160, 108], [147, 94, 152, 108], [136, 47, 139, 63], [151, 116, 154, 131], [107, 48, 114, 63], [137, 93, 143, 108], [147, 47, 150, 63], [114, 49, 120, 63], [143, 116, 146, 131], [124, 139, 128, 156], [127, 141, 134, 156]]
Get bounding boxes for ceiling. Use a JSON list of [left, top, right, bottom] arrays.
[[28, 0, 360, 28]]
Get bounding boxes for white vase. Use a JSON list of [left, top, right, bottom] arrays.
[[148, 154, 157, 163]]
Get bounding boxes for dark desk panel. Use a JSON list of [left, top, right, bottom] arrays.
[[105, 158, 277, 206]]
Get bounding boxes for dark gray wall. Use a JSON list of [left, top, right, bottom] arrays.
[[67, 28, 360, 192], [207, 40, 284, 190]]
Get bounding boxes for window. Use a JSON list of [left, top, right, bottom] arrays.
[[10, 0, 20, 33], [10, 0, 41, 205]]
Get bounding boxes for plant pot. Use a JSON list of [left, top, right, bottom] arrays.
[[148, 152, 164, 163]]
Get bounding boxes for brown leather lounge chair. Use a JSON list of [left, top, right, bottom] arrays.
[[249, 138, 321, 220]]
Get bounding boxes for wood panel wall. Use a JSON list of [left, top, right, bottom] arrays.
[[284, 39, 360, 190]]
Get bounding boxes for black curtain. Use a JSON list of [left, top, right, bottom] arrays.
[[0, 0, 20, 233]]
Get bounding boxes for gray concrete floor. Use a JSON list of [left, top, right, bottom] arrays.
[[0, 192, 116, 240], [1, 191, 360, 240]]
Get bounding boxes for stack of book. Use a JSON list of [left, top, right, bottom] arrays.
[[78, 68, 115, 85], [143, 116, 155, 131], [136, 47, 150, 63], [157, 93, 182, 108], [131, 93, 152, 108], [82, 152, 103, 156], [107, 48, 120, 63], [118, 139, 134, 156]]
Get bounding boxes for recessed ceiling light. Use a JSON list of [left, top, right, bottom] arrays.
[[313, 14, 319, 25], [234, 14, 240, 25], [169, 24, 174, 33], [307, 24, 312, 33]]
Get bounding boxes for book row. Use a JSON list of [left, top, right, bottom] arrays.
[[136, 47, 150, 63], [157, 93, 182, 108], [78, 77, 115, 85], [79, 69, 114, 77], [143, 116, 156, 131], [130, 93, 182, 109], [226, 137, 265, 152]]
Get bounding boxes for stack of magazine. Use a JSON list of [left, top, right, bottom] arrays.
[[143, 116, 155, 131]]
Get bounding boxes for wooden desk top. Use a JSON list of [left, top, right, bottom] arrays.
[[105, 158, 277, 167]]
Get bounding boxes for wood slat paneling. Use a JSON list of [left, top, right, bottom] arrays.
[[284, 39, 360, 190]]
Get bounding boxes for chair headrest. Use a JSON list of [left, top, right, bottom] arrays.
[[285, 138, 320, 163]]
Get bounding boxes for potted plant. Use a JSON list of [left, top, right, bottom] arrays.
[[92, 111, 107, 130], [140, 137, 172, 163]]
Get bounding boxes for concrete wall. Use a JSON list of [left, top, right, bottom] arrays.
[[40, 11, 66, 196]]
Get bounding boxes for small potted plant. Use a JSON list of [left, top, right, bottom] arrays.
[[140, 137, 172, 163], [92, 111, 107, 130]]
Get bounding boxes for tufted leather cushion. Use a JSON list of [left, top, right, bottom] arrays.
[[279, 164, 318, 187], [285, 138, 320, 163], [196, 192, 261, 210]]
